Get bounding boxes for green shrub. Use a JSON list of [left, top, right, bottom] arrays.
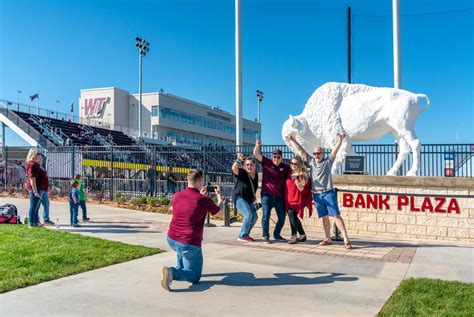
[[115, 193, 126, 204], [146, 197, 159, 207], [160, 196, 171, 206], [130, 196, 147, 206]]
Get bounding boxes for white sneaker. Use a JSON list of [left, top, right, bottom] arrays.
[[161, 266, 173, 291]]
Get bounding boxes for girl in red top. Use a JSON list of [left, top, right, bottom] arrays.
[[285, 156, 313, 244]]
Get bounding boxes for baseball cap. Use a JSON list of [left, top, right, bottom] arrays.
[[272, 149, 282, 156]]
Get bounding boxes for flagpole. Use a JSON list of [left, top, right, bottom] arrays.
[[37, 91, 40, 115]]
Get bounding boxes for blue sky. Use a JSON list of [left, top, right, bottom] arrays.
[[0, 0, 472, 146]]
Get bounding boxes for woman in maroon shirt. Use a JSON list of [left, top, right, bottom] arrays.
[[285, 156, 313, 244], [25, 148, 48, 227]]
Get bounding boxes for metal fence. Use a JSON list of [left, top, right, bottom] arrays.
[[1, 143, 472, 200]]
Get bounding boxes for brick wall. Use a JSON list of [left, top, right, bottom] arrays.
[[254, 175, 473, 242]]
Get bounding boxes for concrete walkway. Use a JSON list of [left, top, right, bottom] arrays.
[[1, 197, 473, 317]]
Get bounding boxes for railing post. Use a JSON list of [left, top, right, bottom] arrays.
[[224, 197, 230, 227], [203, 145, 215, 227], [153, 145, 157, 197], [4, 145, 8, 190], [110, 146, 114, 200], [332, 188, 343, 241], [71, 145, 75, 179], [394, 142, 399, 176]]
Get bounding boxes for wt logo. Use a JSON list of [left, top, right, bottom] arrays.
[[84, 97, 109, 118]]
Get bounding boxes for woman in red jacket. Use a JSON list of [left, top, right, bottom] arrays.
[[285, 156, 313, 244]]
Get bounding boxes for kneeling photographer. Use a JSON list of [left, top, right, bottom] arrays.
[[161, 169, 224, 291], [231, 153, 259, 243]]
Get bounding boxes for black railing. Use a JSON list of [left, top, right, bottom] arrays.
[[1, 144, 472, 199]]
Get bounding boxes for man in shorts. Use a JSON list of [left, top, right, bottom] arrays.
[[288, 133, 352, 249]]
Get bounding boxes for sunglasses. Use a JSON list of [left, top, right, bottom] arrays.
[[272, 156, 281, 159], [245, 163, 254, 167], [313, 152, 322, 155], [290, 162, 298, 166]]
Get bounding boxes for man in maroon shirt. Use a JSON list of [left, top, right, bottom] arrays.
[[161, 169, 224, 291], [254, 140, 290, 243]]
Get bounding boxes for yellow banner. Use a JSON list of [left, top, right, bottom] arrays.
[[81, 159, 189, 174]]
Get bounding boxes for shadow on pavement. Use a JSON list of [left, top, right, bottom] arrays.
[[62, 224, 162, 234], [172, 271, 358, 292], [347, 239, 470, 249]]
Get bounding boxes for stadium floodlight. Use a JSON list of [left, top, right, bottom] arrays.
[[135, 37, 151, 137], [256, 90, 264, 124]]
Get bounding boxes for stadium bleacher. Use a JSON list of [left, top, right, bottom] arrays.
[[14, 111, 136, 146], [6, 108, 239, 176]]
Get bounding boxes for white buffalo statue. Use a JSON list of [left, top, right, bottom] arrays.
[[282, 82, 430, 176]]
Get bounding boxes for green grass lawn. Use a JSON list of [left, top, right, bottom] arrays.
[[378, 278, 474, 316], [0, 225, 162, 293]]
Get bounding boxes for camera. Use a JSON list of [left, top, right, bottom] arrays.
[[206, 185, 217, 193], [206, 182, 217, 194], [253, 202, 262, 211]]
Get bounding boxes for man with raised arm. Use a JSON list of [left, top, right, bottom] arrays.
[[288, 134, 352, 249], [254, 140, 290, 243]]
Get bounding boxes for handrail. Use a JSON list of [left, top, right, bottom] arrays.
[[29, 115, 65, 145], [0, 104, 55, 148]]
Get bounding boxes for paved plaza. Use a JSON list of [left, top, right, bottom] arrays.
[[0, 197, 473, 317]]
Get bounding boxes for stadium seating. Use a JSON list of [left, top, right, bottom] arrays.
[[11, 110, 239, 175], [13, 111, 136, 146]]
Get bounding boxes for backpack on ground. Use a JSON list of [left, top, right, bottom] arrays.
[[0, 204, 21, 224]]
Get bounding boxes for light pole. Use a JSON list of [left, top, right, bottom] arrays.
[[235, 0, 242, 147], [16, 90, 21, 111], [256, 90, 264, 140], [16, 90, 22, 111], [393, 0, 402, 89], [256, 90, 264, 123], [55, 100, 60, 119], [135, 37, 150, 138]]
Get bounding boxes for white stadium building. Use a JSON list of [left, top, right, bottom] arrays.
[[79, 87, 261, 146]]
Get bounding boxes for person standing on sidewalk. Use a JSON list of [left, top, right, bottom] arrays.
[[232, 154, 259, 243], [161, 169, 224, 291], [254, 140, 290, 243], [166, 166, 176, 196], [285, 156, 313, 244], [146, 163, 156, 197], [288, 133, 352, 249], [69, 180, 81, 227], [38, 154, 55, 226], [25, 149, 44, 227], [75, 174, 90, 222]]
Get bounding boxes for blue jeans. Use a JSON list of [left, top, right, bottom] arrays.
[[146, 181, 155, 197], [167, 236, 203, 284], [79, 200, 88, 219], [261, 195, 286, 238], [166, 181, 175, 195], [28, 191, 41, 226], [69, 203, 79, 225], [235, 197, 258, 239], [40, 190, 50, 222]]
